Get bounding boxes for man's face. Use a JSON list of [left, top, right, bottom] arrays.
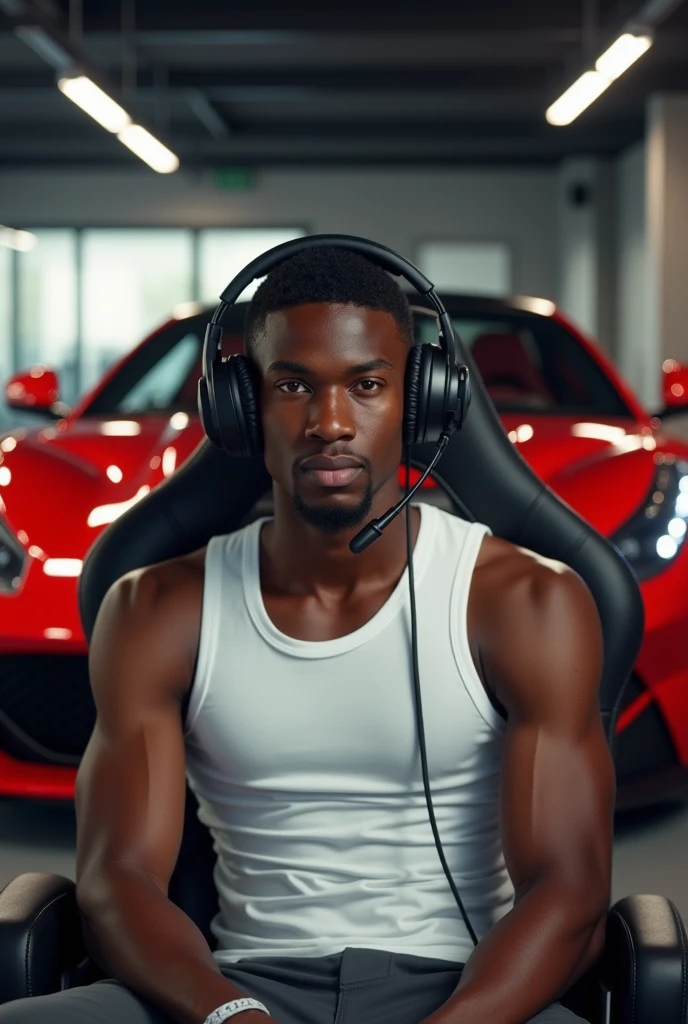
[[253, 302, 408, 534]]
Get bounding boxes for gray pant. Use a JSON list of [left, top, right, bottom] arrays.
[[0, 946, 587, 1023]]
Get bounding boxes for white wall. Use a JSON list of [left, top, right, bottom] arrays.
[[615, 141, 655, 407], [556, 156, 616, 355], [0, 167, 558, 299], [647, 95, 688, 382]]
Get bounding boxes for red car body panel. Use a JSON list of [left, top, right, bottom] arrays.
[[2, 303, 688, 801]]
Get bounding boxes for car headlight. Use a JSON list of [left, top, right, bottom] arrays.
[[612, 459, 688, 580], [0, 517, 26, 593]]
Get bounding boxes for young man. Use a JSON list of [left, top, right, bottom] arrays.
[[0, 248, 614, 1024]]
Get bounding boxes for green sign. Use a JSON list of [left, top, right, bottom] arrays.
[[214, 167, 255, 191]]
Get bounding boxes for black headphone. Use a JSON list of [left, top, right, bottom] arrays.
[[197, 233, 480, 949], [198, 233, 471, 459]]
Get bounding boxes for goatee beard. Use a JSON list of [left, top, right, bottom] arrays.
[[292, 479, 374, 534]]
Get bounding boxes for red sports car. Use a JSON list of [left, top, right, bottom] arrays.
[[2, 295, 688, 809]]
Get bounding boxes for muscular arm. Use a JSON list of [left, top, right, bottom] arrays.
[[427, 552, 615, 1024], [75, 557, 269, 1024]]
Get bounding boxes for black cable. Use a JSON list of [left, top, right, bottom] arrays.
[[404, 444, 480, 948]]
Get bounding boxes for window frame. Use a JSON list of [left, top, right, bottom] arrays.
[[2, 223, 309, 403]]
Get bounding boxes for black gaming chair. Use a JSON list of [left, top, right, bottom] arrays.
[[0, 331, 686, 1024]]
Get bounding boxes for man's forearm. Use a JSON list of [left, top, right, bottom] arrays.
[[77, 866, 266, 1024], [425, 878, 607, 1024]]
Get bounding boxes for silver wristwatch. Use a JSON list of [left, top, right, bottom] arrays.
[[202, 997, 270, 1023]]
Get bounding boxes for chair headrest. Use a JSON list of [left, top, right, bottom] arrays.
[[79, 331, 644, 749]]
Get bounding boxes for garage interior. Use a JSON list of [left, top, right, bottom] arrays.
[[2, 0, 688, 1019]]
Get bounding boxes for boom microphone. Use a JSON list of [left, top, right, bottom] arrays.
[[349, 433, 452, 555]]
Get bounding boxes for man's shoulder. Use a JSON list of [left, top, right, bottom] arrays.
[[471, 534, 601, 712], [110, 546, 208, 627], [475, 532, 596, 624], [475, 532, 568, 580]]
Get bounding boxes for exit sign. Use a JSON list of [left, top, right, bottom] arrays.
[[214, 168, 255, 191]]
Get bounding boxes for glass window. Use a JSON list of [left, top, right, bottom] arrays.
[[199, 228, 306, 305], [80, 229, 194, 396], [117, 331, 201, 414], [82, 305, 248, 418], [17, 230, 78, 406], [416, 242, 511, 297]]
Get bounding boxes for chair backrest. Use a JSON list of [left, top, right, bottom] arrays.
[[78, 335, 644, 947]]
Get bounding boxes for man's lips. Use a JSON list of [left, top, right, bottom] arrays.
[[301, 456, 363, 470], [300, 457, 363, 488]]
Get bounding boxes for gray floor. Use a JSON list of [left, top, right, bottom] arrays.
[[1, 796, 687, 923]]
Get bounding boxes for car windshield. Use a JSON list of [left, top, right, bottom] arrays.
[[420, 303, 632, 417], [80, 310, 244, 418], [80, 301, 633, 419]]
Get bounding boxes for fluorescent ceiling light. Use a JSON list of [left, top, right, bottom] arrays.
[[57, 74, 131, 133], [0, 226, 37, 252], [596, 33, 653, 80], [117, 124, 180, 174], [547, 31, 653, 126], [546, 70, 611, 126]]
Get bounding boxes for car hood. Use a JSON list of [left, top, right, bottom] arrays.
[[493, 413, 684, 537], [0, 413, 205, 554], [1, 410, 686, 553]]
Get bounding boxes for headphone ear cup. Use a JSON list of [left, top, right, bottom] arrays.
[[405, 343, 456, 445], [403, 344, 425, 446], [227, 355, 263, 458], [197, 375, 223, 449]]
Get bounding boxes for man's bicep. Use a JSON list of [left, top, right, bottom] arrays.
[[499, 711, 615, 907], [76, 571, 192, 897], [491, 564, 615, 910]]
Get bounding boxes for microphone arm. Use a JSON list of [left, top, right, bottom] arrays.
[[349, 433, 452, 555]]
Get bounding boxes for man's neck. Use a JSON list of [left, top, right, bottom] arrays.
[[260, 494, 421, 598]]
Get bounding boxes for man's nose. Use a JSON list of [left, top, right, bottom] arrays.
[[304, 387, 356, 441]]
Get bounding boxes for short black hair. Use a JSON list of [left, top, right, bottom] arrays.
[[244, 245, 414, 359]]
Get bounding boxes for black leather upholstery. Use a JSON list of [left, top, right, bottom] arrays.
[[603, 894, 688, 1022], [0, 318, 683, 1024]]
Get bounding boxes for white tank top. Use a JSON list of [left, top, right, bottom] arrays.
[[183, 501, 515, 966]]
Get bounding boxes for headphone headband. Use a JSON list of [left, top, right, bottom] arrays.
[[209, 232, 456, 367]]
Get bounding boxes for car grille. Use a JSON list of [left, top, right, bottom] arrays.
[[0, 654, 95, 765]]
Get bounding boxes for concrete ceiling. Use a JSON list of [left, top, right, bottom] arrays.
[[0, 0, 687, 169]]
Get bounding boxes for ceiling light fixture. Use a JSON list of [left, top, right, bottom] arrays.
[[57, 74, 131, 133], [56, 71, 179, 173], [596, 32, 653, 79], [0, 226, 38, 252], [546, 31, 653, 126], [117, 123, 180, 174]]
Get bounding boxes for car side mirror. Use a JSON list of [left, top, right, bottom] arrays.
[[660, 359, 688, 416], [4, 365, 68, 418]]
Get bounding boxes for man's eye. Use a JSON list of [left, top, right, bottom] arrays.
[[276, 380, 383, 394]]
